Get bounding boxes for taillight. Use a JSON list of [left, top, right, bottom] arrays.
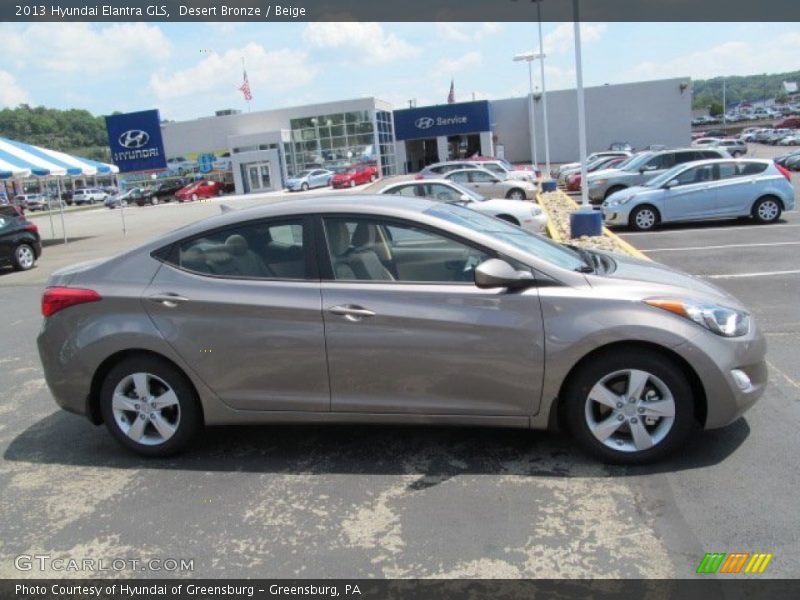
[[776, 163, 793, 181], [42, 287, 101, 317], [25, 222, 38, 234]]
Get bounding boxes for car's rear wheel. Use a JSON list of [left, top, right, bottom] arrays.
[[370, 174, 376, 182], [752, 196, 782, 224], [506, 188, 526, 200], [150, 196, 158, 206], [563, 349, 695, 464], [100, 356, 201, 457], [349, 180, 356, 188], [12, 243, 35, 271], [191, 194, 199, 202], [629, 205, 659, 231]]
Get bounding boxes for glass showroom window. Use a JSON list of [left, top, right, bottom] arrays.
[[289, 111, 379, 174], [376, 110, 397, 176]]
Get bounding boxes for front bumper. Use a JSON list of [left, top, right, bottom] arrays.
[[520, 213, 549, 233], [675, 322, 768, 429], [602, 206, 630, 225]]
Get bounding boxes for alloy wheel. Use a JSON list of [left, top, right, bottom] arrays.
[[111, 372, 181, 446], [584, 368, 676, 453], [757, 199, 779, 221], [15, 244, 35, 270], [634, 208, 656, 230]]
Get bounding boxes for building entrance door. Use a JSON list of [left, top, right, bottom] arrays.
[[404, 138, 439, 172], [245, 162, 272, 192]]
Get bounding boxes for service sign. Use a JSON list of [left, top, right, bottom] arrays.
[[393, 100, 492, 141], [105, 109, 167, 173]]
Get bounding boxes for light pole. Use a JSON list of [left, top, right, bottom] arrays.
[[534, 0, 551, 176], [513, 51, 545, 172], [573, 3, 589, 207]]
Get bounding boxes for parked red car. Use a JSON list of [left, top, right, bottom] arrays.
[[175, 180, 226, 202], [331, 165, 378, 189]]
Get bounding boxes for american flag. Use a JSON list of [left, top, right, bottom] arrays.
[[239, 68, 252, 102], [447, 79, 455, 104]]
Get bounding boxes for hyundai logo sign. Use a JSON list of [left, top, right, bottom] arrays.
[[118, 129, 150, 149], [414, 117, 435, 130]]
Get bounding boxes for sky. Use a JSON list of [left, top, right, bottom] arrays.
[[1, 21, 799, 121]]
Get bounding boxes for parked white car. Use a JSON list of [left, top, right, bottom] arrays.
[[441, 168, 539, 200], [378, 179, 548, 233], [691, 137, 721, 148]]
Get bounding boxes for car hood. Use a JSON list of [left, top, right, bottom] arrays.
[[605, 185, 654, 203], [588, 251, 744, 309]]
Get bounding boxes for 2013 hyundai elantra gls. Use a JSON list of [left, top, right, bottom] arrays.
[[37, 196, 766, 463]]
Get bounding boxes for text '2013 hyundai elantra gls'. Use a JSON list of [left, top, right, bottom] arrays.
[[37, 196, 766, 463]]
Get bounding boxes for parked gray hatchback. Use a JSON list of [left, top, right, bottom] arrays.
[[37, 196, 766, 464]]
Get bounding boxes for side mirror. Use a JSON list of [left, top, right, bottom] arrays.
[[665, 179, 679, 189], [460, 194, 472, 202], [475, 259, 535, 289]]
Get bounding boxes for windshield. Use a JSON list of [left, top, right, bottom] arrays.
[[644, 164, 687, 187], [425, 203, 586, 271], [620, 152, 655, 172]]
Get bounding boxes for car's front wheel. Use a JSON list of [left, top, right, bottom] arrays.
[[301, 183, 309, 192], [563, 349, 696, 464], [100, 356, 202, 457], [12, 243, 36, 271], [629, 205, 659, 231]]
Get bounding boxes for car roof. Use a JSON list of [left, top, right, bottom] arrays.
[[672, 158, 773, 169]]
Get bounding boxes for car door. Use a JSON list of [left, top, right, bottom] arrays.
[[144, 217, 330, 412], [318, 215, 545, 416], [661, 164, 718, 221], [714, 161, 765, 216], [309, 170, 326, 188], [467, 170, 504, 198]]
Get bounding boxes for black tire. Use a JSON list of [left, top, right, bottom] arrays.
[[100, 356, 202, 457], [604, 185, 627, 201], [629, 204, 660, 231], [563, 349, 696, 464], [11, 243, 36, 271], [495, 214, 520, 225], [301, 182, 309, 192], [150, 196, 158, 206], [505, 188, 526, 200], [752, 196, 782, 224]]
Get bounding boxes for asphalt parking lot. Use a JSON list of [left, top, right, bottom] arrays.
[[1, 159, 798, 579]]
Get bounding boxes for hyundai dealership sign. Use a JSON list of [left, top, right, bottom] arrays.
[[105, 109, 167, 173], [393, 101, 492, 141]]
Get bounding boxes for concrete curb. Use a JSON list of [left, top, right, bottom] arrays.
[[535, 192, 563, 243]]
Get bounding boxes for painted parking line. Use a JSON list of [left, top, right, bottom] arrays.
[[645, 241, 800, 253], [707, 269, 800, 279], [619, 223, 800, 236]]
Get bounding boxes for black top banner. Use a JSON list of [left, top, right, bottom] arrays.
[[3, 0, 800, 22]]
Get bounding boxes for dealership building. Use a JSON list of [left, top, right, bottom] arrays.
[[158, 77, 691, 194]]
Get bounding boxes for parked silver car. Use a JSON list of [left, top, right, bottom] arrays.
[[441, 168, 538, 200], [551, 151, 632, 179], [587, 148, 730, 204], [38, 196, 766, 464], [710, 139, 747, 157], [603, 159, 795, 231]]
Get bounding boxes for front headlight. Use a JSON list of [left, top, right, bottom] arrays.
[[530, 205, 542, 216], [645, 298, 750, 337], [616, 194, 636, 205]]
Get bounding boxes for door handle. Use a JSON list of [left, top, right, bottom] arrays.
[[148, 293, 189, 308], [328, 304, 376, 321]]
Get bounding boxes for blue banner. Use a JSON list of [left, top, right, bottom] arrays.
[[393, 101, 492, 141], [105, 109, 167, 173]]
